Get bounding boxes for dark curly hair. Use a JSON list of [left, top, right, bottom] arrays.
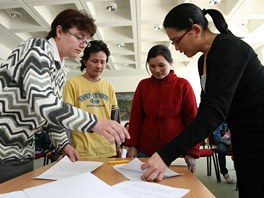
[[80, 40, 110, 72]]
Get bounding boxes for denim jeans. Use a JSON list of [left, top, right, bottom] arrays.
[[137, 151, 150, 158], [217, 143, 230, 175]]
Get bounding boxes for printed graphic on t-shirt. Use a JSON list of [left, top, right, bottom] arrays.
[[78, 91, 109, 108]]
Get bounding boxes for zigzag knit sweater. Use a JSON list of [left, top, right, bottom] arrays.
[[0, 37, 97, 162]]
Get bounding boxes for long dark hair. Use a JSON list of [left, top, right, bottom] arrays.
[[80, 40, 110, 72], [163, 3, 233, 35]]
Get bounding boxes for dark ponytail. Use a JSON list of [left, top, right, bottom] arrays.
[[164, 3, 233, 35], [204, 9, 233, 35]]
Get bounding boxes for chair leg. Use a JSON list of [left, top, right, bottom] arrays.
[[43, 156, 46, 166], [214, 153, 222, 182], [206, 156, 211, 176], [212, 154, 221, 182], [43, 156, 49, 166], [209, 156, 212, 175]]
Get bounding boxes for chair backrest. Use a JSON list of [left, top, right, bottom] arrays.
[[199, 139, 206, 148], [200, 138, 211, 149], [200, 139, 205, 145], [207, 134, 218, 150], [199, 138, 215, 157]]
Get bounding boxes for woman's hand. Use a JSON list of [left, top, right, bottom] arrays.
[[140, 152, 168, 182], [92, 119, 130, 146]]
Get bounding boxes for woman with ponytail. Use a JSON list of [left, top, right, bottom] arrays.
[[141, 3, 263, 198]]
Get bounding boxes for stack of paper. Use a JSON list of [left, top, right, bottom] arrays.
[[0, 173, 129, 198], [0, 157, 190, 198], [0, 173, 190, 198]]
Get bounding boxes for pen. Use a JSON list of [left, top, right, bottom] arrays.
[[108, 159, 130, 164]]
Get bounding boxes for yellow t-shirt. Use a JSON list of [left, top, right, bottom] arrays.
[[62, 75, 119, 157]]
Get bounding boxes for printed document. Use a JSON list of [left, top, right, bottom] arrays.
[[112, 181, 190, 198]]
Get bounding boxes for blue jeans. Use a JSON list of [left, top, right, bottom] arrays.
[[137, 151, 150, 158], [217, 143, 230, 175]]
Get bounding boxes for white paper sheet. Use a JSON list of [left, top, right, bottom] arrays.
[[112, 181, 190, 198], [113, 158, 182, 181], [24, 172, 129, 198], [170, 158, 187, 166], [35, 156, 103, 180], [0, 191, 28, 198]]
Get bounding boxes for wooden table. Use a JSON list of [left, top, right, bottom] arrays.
[[0, 158, 215, 198]]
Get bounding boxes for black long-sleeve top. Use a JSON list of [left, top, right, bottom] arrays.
[[158, 34, 264, 166]]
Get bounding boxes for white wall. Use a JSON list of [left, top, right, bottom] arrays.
[[100, 65, 202, 105], [101, 69, 149, 92], [173, 65, 202, 105]]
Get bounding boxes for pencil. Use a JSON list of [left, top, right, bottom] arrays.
[[108, 159, 130, 164]]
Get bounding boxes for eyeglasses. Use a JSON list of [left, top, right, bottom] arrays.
[[171, 30, 191, 46], [66, 30, 89, 45]]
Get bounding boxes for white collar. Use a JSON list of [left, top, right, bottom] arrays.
[[48, 37, 65, 65]]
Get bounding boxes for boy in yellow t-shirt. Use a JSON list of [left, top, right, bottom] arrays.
[[63, 40, 120, 157]]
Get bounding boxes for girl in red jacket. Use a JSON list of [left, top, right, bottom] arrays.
[[126, 44, 200, 173]]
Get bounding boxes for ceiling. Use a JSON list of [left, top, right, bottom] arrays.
[[0, 0, 264, 78]]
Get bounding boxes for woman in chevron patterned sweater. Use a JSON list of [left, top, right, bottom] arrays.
[[0, 9, 129, 183]]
